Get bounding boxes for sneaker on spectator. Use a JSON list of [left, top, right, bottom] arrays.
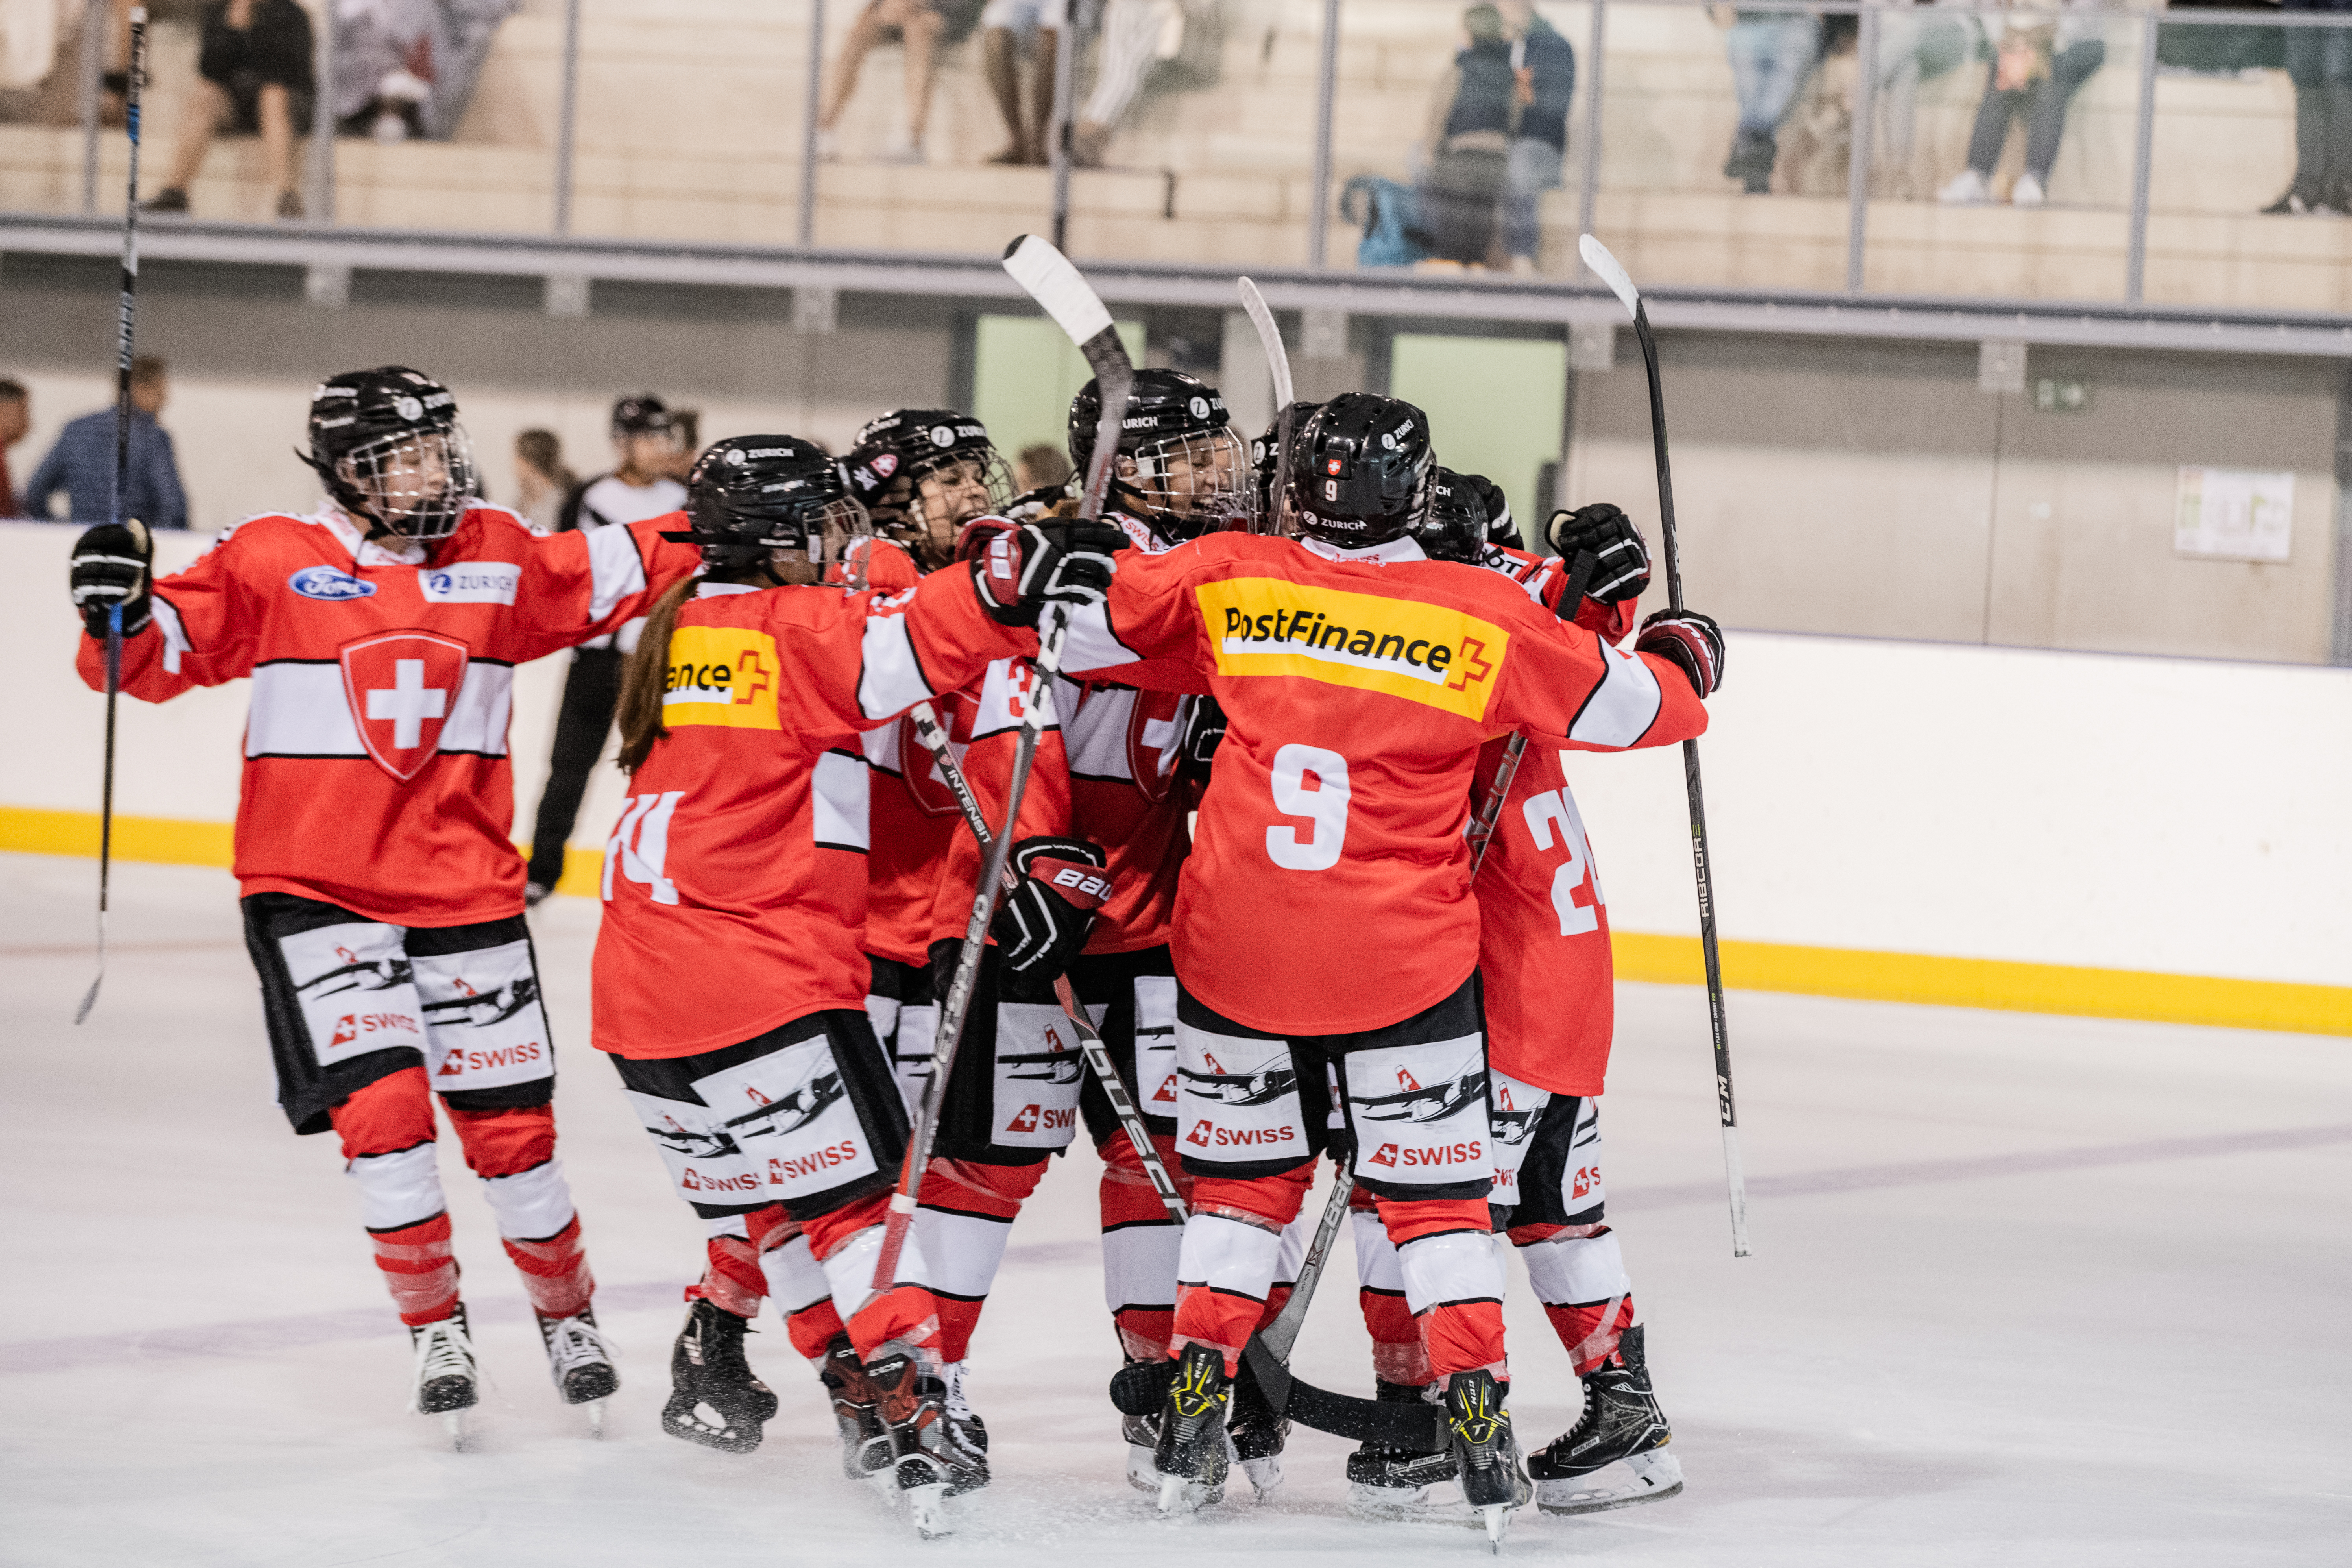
[[879, 137, 924, 165], [2010, 172, 2045, 208], [276, 189, 305, 221], [1938, 169, 1988, 205], [142, 186, 190, 215], [815, 128, 839, 163], [1508, 255, 1538, 277]]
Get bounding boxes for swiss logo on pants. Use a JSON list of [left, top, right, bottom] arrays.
[[412, 939, 552, 1091], [1175, 1024, 1306, 1164], [1342, 1036, 1489, 1187], [279, 921, 428, 1069], [993, 1003, 1084, 1149], [693, 1034, 878, 1200]]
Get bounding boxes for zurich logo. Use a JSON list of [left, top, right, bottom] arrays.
[[288, 565, 376, 601]]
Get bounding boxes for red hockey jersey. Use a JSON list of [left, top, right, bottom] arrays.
[[1061, 532, 1707, 1037], [74, 504, 696, 926], [1466, 545, 1639, 1094], [591, 568, 1035, 1059]]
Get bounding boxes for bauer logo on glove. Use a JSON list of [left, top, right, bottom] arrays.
[[991, 836, 1112, 977]]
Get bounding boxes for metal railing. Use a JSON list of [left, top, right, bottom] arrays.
[[36, 0, 2352, 309]]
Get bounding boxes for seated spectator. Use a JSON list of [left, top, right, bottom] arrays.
[[24, 356, 187, 529], [143, 0, 316, 220], [1068, 0, 1178, 167], [818, 0, 984, 164], [1413, 4, 1517, 269], [513, 428, 573, 533], [331, 0, 519, 144], [2265, 0, 2352, 214], [1939, 0, 2110, 207], [1718, 6, 1825, 195], [0, 378, 28, 518], [1014, 440, 1071, 493], [1497, 0, 1576, 274], [979, 0, 1064, 165], [1865, 0, 1972, 198]]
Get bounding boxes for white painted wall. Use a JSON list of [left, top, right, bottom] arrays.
[[5, 521, 2346, 987]]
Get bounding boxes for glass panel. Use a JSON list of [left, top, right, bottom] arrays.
[[322, 0, 565, 233], [0, 0, 112, 218], [1325, 0, 1595, 277], [1855, 3, 2142, 301], [811, 0, 1324, 265], [2142, 11, 2352, 313], [567, 0, 807, 244]]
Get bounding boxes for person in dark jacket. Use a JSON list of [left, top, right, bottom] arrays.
[[23, 357, 188, 530], [1415, 5, 1519, 267], [1499, 0, 1576, 273], [144, 0, 318, 221]]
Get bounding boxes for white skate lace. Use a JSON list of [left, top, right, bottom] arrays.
[[408, 1318, 477, 1411], [542, 1315, 615, 1383], [943, 1361, 974, 1422]]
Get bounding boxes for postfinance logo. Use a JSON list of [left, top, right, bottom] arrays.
[[1194, 578, 1508, 721], [662, 624, 781, 730]]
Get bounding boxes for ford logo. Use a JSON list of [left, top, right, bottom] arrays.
[[289, 565, 377, 601]]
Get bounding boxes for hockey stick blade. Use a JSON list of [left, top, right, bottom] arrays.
[[1235, 277, 1294, 409], [1003, 235, 1131, 522], [1108, 1339, 1443, 1448], [1578, 233, 1641, 320]]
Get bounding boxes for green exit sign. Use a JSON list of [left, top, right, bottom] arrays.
[[2034, 377, 2092, 414]]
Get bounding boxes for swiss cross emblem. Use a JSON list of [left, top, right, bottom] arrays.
[[1125, 688, 1189, 803], [338, 630, 469, 783]]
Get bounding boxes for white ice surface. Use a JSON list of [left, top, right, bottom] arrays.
[[2, 853, 2346, 1566]]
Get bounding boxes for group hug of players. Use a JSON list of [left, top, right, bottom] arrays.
[[64, 357, 1724, 1539]]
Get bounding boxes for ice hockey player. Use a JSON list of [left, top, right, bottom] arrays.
[[64, 367, 700, 1435], [1348, 477, 1687, 1518], [588, 434, 1121, 1530], [927, 371, 1307, 1499], [1052, 392, 1725, 1542], [838, 410, 1016, 1106]]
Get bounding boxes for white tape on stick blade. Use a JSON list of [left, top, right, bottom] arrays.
[[1003, 235, 1114, 347], [1236, 276, 1294, 409], [1579, 233, 1641, 321]]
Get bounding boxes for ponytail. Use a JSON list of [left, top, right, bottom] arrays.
[[616, 574, 698, 774]]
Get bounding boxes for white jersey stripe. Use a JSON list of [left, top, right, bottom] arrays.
[[1567, 639, 1664, 748], [584, 521, 647, 625], [244, 661, 515, 758], [813, 748, 871, 853], [857, 615, 931, 720]]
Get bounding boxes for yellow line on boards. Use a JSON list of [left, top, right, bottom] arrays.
[[4, 806, 2344, 1037]]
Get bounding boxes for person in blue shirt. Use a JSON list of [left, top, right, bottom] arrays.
[[24, 356, 188, 530]]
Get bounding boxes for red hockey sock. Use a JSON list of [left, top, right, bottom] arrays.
[[1358, 1287, 1432, 1385], [369, 1213, 460, 1327], [1546, 1293, 1637, 1375], [1378, 1196, 1507, 1379], [1101, 1130, 1191, 1361], [1172, 1166, 1313, 1371], [698, 1232, 769, 1320], [785, 1297, 850, 1360], [920, 1158, 1045, 1363], [806, 1193, 942, 1361], [501, 1214, 594, 1319]]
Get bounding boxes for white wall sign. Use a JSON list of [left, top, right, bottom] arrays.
[[2175, 467, 2293, 562]]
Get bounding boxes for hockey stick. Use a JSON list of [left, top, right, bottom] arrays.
[[900, 699, 1186, 1223], [76, 7, 147, 1028], [1234, 277, 1297, 533], [1463, 552, 1596, 874], [870, 235, 1136, 1293], [1580, 232, 1750, 1258]]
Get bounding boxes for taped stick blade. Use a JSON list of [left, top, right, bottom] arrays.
[[1003, 234, 1116, 349], [1579, 233, 1641, 321]]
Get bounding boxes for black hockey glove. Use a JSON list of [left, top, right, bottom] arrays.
[[990, 836, 1112, 979], [1636, 609, 1725, 699], [68, 519, 154, 639], [972, 519, 1129, 628], [1462, 472, 1521, 551], [1544, 503, 1651, 604], [1179, 696, 1228, 768]]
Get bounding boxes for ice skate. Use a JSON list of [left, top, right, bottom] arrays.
[[1153, 1342, 1232, 1516], [408, 1304, 478, 1449], [864, 1339, 957, 1538], [1445, 1368, 1532, 1550], [1528, 1324, 1684, 1516], [660, 1298, 777, 1454], [536, 1305, 618, 1432], [1227, 1363, 1290, 1502], [1345, 1379, 1458, 1518], [939, 1360, 991, 1496], [816, 1334, 893, 1480]]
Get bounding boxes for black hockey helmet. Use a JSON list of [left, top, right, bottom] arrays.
[[1068, 368, 1255, 541], [1418, 468, 1493, 563], [1284, 392, 1435, 549], [844, 407, 1014, 564], [610, 393, 675, 438], [302, 366, 478, 543], [1251, 400, 1321, 530], [663, 435, 869, 575]]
